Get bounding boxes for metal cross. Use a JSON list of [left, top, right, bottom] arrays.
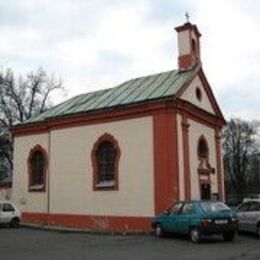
[[185, 12, 190, 22]]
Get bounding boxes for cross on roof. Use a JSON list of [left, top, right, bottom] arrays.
[[185, 12, 190, 22]]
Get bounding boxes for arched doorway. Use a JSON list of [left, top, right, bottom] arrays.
[[197, 136, 211, 200]]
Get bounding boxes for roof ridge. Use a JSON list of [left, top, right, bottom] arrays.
[[123, 69, 176, 81], [50, 70, 178, 109], [18, 68, 197, 126], [81, 69, 177, 95], [78, 70, 177, 110]]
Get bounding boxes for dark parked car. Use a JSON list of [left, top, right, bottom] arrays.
[[152, 201, 238, 243], [237, 199, 260, 238]]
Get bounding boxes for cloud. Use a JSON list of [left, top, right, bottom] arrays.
[[0, 0, 259, 120], [178, 0, 260, 120], [189, 0, 260, 85]]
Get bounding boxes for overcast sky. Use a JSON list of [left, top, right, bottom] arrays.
[[0, 0, 260, 120]]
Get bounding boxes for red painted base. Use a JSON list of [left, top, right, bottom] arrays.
[[22, 212, 152, 232]]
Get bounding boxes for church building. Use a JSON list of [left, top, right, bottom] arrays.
[[12, 22, 226, 232]]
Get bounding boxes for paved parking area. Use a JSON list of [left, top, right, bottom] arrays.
[[0, 227, 260, 260]]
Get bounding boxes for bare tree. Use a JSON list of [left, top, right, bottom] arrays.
[[0, 67, 63, 178], [223, 118, 259, 201]]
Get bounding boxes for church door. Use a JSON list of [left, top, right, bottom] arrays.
[[200, 183, 211, 200]]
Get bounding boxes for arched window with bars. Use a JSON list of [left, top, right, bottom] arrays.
[[27, 145, 47, 192], [91, 133, 121, 191]]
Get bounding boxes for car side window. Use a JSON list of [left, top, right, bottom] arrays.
[[182, 203, 194, 214], [2, 203, 15, 212], [238, 202, 251, 212], [248, 202, 260, 212], [171, 203, 183, 213]]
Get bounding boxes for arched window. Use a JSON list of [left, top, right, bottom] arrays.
[[197, 136, 211, 200], [28, 145, 47, 192], [92, 133, 121, 190], [197, 136, 209, 159], [96, 141, 116, 183], [191, 39, 196, 53]]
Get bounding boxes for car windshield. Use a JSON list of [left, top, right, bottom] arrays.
[[200, 202, 230, 213]]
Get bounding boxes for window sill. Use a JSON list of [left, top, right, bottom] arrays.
[[94, 181, 117, 191], [28, 184, 45, 192]]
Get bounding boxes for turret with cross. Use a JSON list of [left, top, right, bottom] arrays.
[[175, 18, 202, 70]]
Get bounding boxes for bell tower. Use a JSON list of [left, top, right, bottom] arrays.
[[175, 20, 201, 70]]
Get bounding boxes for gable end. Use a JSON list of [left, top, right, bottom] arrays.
[[176, 67, 225, 122]]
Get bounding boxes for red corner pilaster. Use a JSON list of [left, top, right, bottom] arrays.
[[153, 110, 179, 214], [182, 114, 191, 200], [215, 128, 224, 200]]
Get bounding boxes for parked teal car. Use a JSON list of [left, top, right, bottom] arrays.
[[152, 201, 238, 243]]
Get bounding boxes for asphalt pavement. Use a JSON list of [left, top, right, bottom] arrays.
[[0, 227, 260, 260]]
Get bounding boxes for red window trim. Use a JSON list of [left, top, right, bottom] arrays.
[[91, 133, 121, 191], [27, 145, 48, 192], [0, 183, 12, 190], [197, 135, 209, 160]]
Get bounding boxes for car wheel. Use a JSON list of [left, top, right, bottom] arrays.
[[190, 227, 201, 243], [154, 224, 164, 238], [10, 218, 20, 228], [223, 231, 235, 242]]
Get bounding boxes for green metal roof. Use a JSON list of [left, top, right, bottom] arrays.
[[23, 69, 194, 125]]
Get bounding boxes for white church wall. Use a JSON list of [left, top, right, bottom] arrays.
[[0, 188, 12, 200], [49, 116, 154, 217], [177, 30, 191, 56], [12, 134, 49, 213], [180, 75, 215, 115]]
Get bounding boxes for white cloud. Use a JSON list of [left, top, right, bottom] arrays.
[[0, 0, 259, 119], [50, 2, 175, 98], [190, 0, 260, 88]]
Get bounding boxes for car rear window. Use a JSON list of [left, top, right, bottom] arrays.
[[200, 202, 230, 213], [2, 203, 15, 212], [238, 202, 251, 212]]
